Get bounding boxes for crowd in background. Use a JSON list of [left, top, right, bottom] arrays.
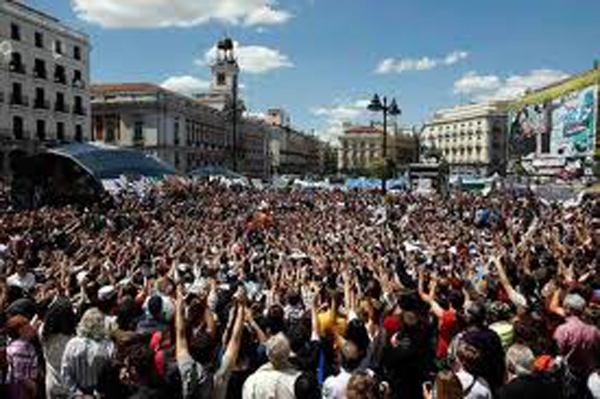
[[0, 178, 599, 399]]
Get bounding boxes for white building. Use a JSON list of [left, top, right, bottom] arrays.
[[420, 101, 509, 175], [0, 0, 91, 176], [91, 83, 231, 174]]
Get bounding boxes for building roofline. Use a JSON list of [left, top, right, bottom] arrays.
[[4, 0, 89, 41]]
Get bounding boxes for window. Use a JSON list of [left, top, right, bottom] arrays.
[[11, 23, 20, 41], [133, 121, 144, 142], [74, 96, 83, 114], [55, 92, 65, 112], [217, 73, 226, 86], [74, 45, 81, 61], [10, 52, 25, 74], [54, 65, 67, 84], [36, 120, 46, 141], [54, 40, 63, 55], [75, 125, 83, 142], [174, 120, 180, 145], [34, 87, 46, 109], [56, 122, 65, 141], [106, 119, 116, 142], [34, 59, 47, 79], [13, 116, 24, 140], [35, 32, 44, 48], [73, 70, 83, 87]]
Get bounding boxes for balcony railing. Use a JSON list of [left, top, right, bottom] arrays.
[[9, 62, 26, 74], [13, 130, 28, 140], [33, 99, 50, 110], [54, 75, 67, 85], [55, 102, 69, 113], [33, 68, 47, 79], [72, 79, 86, 89], [73, 105, 86, 116], [10, 94, 29, 107]]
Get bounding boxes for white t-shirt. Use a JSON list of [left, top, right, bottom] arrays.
[[457, 370, 492, 399], [7, 272, 36, 292]]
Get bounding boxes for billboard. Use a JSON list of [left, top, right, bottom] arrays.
[[509, 85, 598, 161], [550, 86, 596, 158]]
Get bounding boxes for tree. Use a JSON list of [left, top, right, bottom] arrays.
[[368, 157, 396, 179]]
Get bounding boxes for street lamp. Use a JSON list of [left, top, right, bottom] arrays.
[[367, 94, 401, 194]]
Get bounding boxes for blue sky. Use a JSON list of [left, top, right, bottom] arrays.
[[24, 0, 600, 142]]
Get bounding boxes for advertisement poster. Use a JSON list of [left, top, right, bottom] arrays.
[[550, 86, 596, 158], [509, 103, 549, 159]]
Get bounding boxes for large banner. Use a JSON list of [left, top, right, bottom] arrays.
[[509, 85, 598, 161], [550, 86, 596, 158]]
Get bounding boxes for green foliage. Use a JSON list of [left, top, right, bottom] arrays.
[[368, 157, 396, 179]]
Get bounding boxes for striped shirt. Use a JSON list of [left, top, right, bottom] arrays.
[[60, 336, 114, 396], [7, 339, 39, 382]]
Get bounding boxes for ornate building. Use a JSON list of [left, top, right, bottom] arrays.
[[420, 101, 509, 175], [338, 122, 418, 174]]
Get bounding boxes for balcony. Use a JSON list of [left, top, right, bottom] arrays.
[[10, 94, 29, 107], [33, 99, 50, 110], [72, 105, 86, 116], [72, 79, 86, 89], [9, 61, 26, 75], [54, 75, 67, 85], [13, 130, 28, 140], [33, 68, 47, 80], [55, 102, 69, 113]]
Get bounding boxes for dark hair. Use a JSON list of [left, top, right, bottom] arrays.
[[188, 330, 218, 366], [148, 296, 163, 320], [43, 297, 76, 339], [117, 296, 140, 331], [294, 372, 320, 399]]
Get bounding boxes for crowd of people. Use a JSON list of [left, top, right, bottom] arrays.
[[0, 178, 598, 399]]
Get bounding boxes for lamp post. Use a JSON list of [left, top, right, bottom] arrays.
[[367, 94, 401, 194]]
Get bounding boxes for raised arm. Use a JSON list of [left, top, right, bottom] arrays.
[[175, 284, 189, 359]]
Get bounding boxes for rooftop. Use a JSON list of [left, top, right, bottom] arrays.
[[4, 0, 89, 41], [91, 83, 167, 95]]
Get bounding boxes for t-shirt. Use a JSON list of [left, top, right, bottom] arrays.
[[456, 370, 492, 399], [7, 272, 36, 292], [436, 310, 456, 359], [178, 354, 213, 399]]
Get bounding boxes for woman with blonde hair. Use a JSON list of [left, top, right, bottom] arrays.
[[60, 308, 114, 397]]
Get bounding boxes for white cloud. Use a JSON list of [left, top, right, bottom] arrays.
[[311, 99, 372, 143], [375, 50, 469, 74], [200, 42, 293, 74], [72, 0, 292, 28], [454, 71, 501, 94], [244, 6, 292, 26], [311, 99, 370, 121], [161, 76, 210, 96], [453, 69, 570, 101], [444, 51, 469, 66]]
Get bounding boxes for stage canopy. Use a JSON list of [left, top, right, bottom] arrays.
[[11, 142, 177, 208]]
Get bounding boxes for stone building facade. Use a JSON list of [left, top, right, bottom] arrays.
[[420, 101, 509, 175], [338, 122, 418, 174], [0, 0, 91, 177]]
